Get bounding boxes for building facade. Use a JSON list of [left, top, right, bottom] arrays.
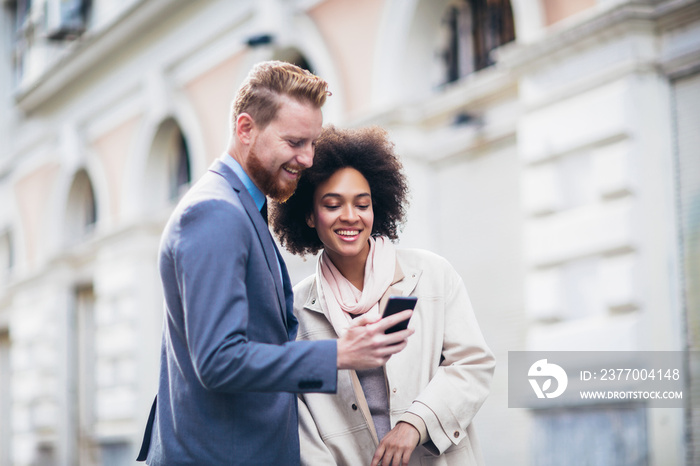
[[0, 0, 698, 464]]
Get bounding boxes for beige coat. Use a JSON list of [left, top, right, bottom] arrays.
[[294, 248, 495, 466]]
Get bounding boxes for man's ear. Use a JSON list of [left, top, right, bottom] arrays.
[[236, 113, 256, 144], [306, 212, 315, 229]]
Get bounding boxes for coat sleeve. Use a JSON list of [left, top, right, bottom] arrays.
[[171, 198, 337, 393], [298, 394, 338, 466], [403, 265, 495, 455]]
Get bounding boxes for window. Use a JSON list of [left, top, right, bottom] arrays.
[[673, 72, 700, 466], [9, 0, 31, 86], [66, 170, 98, 241], [275, 47, 314, 74], [440, 0, 515, 84], [147, 119, 192, 209], [0, 330, 10, 466], [0, 231, 13, 277], [532, 405, 647, 465], [14, 0, 31, 24], [99, 441, 131, 466], [35, 442, 56, 466], [171, 131, 191, 201], [71, 285, 97, 465], [45, 0, 91, 41]]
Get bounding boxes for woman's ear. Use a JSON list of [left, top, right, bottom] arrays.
[[306, 212, 315, 229]]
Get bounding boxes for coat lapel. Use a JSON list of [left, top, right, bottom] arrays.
[[378, 259, 421, 313], [209, 160, 288, 326], [382, 259, 421, 387]]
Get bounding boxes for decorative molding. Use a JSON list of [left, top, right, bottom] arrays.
[[500, 0, 700, 75], [523, 131, 630, 167], [4, 219, 162, 297], [14, 0, 193, 113], [360, 65, 516, 127], [656, 0, 700, 29], [661, 48, 700, 79]]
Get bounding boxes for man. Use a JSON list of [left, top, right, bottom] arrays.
[[137, 61, 414, 465]]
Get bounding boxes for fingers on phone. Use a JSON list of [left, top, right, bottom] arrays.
[[384, 327, 413, 345], [350, 313, 380, 328], [377, 309, 412, 330], [383, 335, 409, 354]]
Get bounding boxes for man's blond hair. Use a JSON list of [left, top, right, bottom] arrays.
[[231, 61, 330, 130]]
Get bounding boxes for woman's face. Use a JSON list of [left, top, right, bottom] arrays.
[[307, 167, 374, 263]]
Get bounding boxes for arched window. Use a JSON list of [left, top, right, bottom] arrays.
[[171, 130, 191, 201], [274, 47, 314, 74], [440, 0, 515, 84], [0, 230, 12, 279], [66, 169, 98, 240], [146, 118, 192, 211], [10, 0, 32, 86]]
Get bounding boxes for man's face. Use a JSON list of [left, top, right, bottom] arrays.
[[245, 96, 323, 202]]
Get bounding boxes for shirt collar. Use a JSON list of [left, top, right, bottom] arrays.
[[220, 154, 266, 211]]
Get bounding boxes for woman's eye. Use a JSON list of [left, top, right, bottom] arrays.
[[324, 205, 340, 210], [357, 205, 370, 210]]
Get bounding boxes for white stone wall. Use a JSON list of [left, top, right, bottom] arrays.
[[0, 0, 697, 465], [510, 8, 688, 462]]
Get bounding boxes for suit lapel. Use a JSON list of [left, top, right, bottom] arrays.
[[274, 242, 298, 338], [209, 160, 288, 326]]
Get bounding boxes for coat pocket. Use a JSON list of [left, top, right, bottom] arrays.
[[418, 442, 477, 466]]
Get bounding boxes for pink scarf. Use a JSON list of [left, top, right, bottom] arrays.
[[316, 236, 396, 337]]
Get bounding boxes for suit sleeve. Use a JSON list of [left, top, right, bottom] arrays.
[[403, 265, 495, 455], [172, 198, 337, 393]]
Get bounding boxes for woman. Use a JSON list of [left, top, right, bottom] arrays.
[[271, 126, 495, 466]]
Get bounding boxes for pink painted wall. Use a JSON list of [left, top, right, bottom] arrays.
[[14, 163, 60, 267], [184, 52, 246, 162], [310, 0, 385, 117], [91, 115, 142, 223], [542, 0, 595, 26]]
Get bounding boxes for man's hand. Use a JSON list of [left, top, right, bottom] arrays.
[[371, 422, 420, 466], [336, 310, 413, 370]]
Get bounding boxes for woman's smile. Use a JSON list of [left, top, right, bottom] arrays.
[[307, 167, 374, 268], [335, 229, 362, 241]]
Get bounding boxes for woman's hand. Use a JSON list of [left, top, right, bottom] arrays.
[[370, 421, 420, 466]]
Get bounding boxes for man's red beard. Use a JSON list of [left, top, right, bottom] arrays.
[[245, 147, 301, 202]]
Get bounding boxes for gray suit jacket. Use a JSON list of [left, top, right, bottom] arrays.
[[140, 160, 337, 465]]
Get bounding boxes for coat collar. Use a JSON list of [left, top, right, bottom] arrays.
[[303, 252, 423, 314]]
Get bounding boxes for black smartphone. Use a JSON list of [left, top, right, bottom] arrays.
[[382, 296, 417, 334]]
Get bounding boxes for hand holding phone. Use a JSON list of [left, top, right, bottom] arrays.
[[382, 296, 417, 334]]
